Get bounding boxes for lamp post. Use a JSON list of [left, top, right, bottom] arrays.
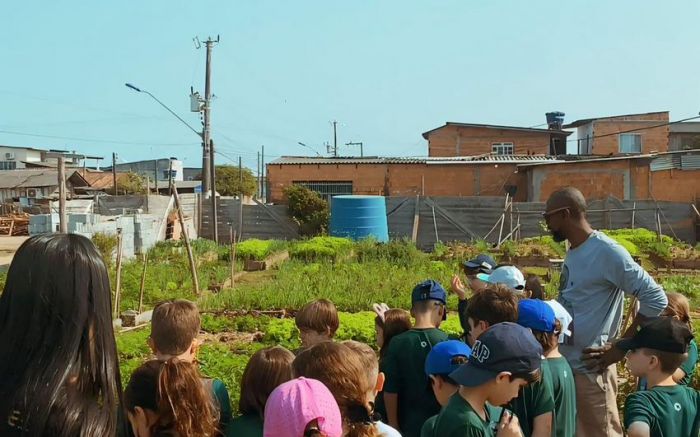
[[297, 142, 322, 157]]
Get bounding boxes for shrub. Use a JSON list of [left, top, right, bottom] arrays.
[[284, 185, 330, 236], [92, 232, 118, 266]]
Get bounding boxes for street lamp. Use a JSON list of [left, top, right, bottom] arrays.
[[297, 142, 322, 157], [124, 83, 202, 138]]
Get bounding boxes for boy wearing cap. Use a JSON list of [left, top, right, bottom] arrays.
[[431, 322, 543, 437], [420, 340, 473, 437], [477, 265, 527, 295], [383, 280, 449, 437], [451, 254, 496, 342], [519, 299, 575, 437], [616, 317, 699, 437]]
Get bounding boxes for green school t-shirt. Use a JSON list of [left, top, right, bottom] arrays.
[[546, 357, 576, 437], [624, 384, 700, 437], [382, 328, 448, 437], [431, 393, 494, 437], [204, 378, 232, 429], [638, 339, 699, 390], [510, 359, 555, 437], [225, 413, 263, 437]]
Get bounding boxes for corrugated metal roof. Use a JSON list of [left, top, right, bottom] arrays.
[[681, 154, 700, 170], [0, 169, 60, 189], [519, 149, 700, 168], [270, 155, 561, 166], [670, 122, 700, 134]]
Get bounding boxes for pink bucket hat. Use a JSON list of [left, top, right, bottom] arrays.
[[263, 377, 343, 437]]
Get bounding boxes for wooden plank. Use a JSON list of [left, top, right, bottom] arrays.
[[424, 197, 479, 239], [411, 196, 420, 243], [252, 199, 299, 237]]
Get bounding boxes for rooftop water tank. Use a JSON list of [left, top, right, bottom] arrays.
[[330, 195, 389, 242]]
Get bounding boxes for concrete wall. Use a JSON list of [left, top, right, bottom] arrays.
[[426, 125, 552, 157], [0, 147, 43, 169]]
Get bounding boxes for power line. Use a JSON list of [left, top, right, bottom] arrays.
[[0, 129, 195, 146]]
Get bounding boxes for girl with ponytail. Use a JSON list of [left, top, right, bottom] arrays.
[[294, 341, 398, 437], [124, 358, 219, 437]]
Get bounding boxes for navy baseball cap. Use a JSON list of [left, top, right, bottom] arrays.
[[425, 340, 472, 376], [449, 322, 543, 387], [518, 299, 556, 333], [412, 280, 447, 305], [463, 254, 496, 274], [616, 317, 693, 354]]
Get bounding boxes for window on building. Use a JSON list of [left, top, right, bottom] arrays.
[[492, 143, 514, 155], [619, 134, 642, 153], [162, 169, 178, 180], [0, 161, 17, 170], [293, 181, 353, 201]]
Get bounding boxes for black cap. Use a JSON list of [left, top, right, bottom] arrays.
[[616, 317, 694, 354], [449, 322, 543, 387], [463, 254, 496, 274]]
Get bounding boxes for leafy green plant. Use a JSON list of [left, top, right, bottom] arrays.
[[284, 185, 330, 236], [92, 232, 118, 266], [290, 237, 353, 261], [234, 239, 286, 261]]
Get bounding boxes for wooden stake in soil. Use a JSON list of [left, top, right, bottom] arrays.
[[113, 228, 124, 320], [138, 251, 149, 313], [172, 183, 200, 295]]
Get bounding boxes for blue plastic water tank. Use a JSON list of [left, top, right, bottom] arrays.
[[330, 195, 389, 242]]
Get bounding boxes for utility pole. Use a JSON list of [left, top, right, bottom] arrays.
[[257, 151, 261, 199], [112, 153, 118, 195], [198, 36, 219, 197], [58, 157, 67, 233], [238, 156, 243, 238], [332, 120, 338, 157], [261, 145, 265, 202], [209, 139, 218, 243], [153, 160, 159, 193]]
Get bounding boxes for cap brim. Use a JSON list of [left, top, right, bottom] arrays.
[[449, 362, 499, 388], [476, 273, 492, 283], [615, 337, 639, 352]]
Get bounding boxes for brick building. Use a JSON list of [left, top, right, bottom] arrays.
[[566, 111, 669, 155], [422, 122, 571, 157]]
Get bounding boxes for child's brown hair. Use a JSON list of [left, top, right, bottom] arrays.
[[663, 292, 693, 332], [640, 348, 688, 374], [294, 342, 379, 437], [375, 309, 411, 359], [465, 284, 519, 326], [295, 299, 340, 336], [151, 299, 201, 355], [531, 319, 562, 355], [525, 274, 544, 300], [342, 340, 379, 389], [239, 346, 295, 418], [124, 358, 219, 437]]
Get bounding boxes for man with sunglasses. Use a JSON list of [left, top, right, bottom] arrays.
[[543, 187, 667, 437]]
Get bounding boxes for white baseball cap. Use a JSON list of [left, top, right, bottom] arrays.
[[477, 266, 526, 294], [545, 300, 573, 343]]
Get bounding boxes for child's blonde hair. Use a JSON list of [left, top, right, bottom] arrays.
[[663, 292, 693, 332], [294, 342, 379, 437], [295, 299, 340, 336], [342, 340, 379, 389]]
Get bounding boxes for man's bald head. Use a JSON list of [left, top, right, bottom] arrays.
[[546, 187, 587, 217]]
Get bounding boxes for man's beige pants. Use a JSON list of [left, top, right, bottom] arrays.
[[573, 365, 623, 437]]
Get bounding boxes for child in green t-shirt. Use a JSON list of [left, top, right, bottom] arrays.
[[466, 286, 554, 437], [420, 340, 473, 437], [431, 322, 543, 437], [383, 280, 449, 437], [518, 299, 576, 437], [149, 300, 232, 430], [617, 317, 699, 437]]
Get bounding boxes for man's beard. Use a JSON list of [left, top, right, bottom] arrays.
[[550, 229, 567, 242]]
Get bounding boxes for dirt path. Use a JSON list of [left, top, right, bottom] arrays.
[[0, 236, 29, 269]]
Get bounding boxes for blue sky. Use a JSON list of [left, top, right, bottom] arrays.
[[1, 1, 699, 171]]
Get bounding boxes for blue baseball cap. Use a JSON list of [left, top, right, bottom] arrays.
[[411, 280, 447, 305], [425, 340, 472, 376], [517, 299, 556, 333], [449, 322, 543, 387], [463, 254, 496, 274]]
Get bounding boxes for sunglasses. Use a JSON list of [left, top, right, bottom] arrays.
[[541, 206, 570, 219]]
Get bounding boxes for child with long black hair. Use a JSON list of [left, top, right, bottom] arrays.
[[0, 234, 125, 436]]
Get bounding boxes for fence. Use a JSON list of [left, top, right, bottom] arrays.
[[198, 196, 697, 247]]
